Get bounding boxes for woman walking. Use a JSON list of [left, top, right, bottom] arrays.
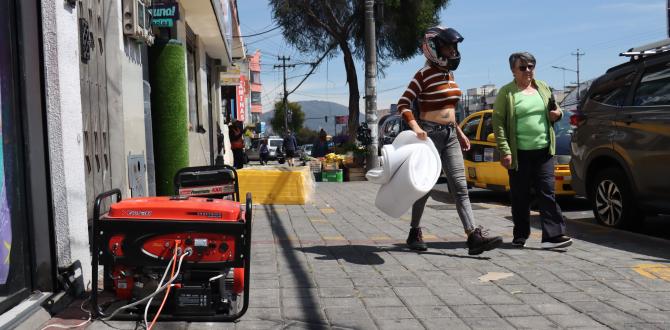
[[492, 52, 572, 249], [397, 26, 502, 254]]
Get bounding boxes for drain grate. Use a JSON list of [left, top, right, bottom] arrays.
[[427, 204, 488, 210]]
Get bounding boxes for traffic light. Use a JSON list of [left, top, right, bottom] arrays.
[[324, 116, 328, 122]]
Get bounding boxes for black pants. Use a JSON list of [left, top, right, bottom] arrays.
[[508, 148, 566, 240], [233, 149, 245, 169]]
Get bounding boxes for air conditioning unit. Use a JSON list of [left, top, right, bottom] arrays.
[[122, 0, 154, 46]]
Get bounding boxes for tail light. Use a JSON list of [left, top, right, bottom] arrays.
[[569, 112, 586, 127]]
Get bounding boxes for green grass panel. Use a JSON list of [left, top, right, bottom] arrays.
[[149, 41, 189, 196]]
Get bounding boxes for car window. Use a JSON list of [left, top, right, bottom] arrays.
[[633, 63, 670, 106], [390, 119, 400, 135], [270, 140, 282, 147], [590, 71, 635, 106], [480, 114, 493, 141], [462, 116, 481, 140]]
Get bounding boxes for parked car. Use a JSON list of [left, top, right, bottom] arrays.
[[570, 39, 670, 228], [246, 138, 262, 162], [377, 113, 409, 154], [459, 109, 575, 195], [301, 144, 313, 157], [246, 136, 286, 163], [267, 136, 284, 160]]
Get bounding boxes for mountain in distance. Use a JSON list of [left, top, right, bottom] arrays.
[[261, 100, 364, 136]]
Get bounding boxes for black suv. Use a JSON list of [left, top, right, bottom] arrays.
[[570, 39, 670, 228]]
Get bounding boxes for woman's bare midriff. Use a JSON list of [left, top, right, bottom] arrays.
[[419, 107, 456, 125]]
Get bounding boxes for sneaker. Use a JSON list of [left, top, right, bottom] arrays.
[[541, 235, 573, 249], [512, 237, 526, 247], [406, 227, 427, 251], [467, 227, 503, 255]]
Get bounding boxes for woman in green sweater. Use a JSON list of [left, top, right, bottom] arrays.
[[492, 52, 572, 249]]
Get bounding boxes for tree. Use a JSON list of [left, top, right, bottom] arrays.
[[270, 0, 449, 141], [270, 101, 305, 135], [296, 127, 319, 145]]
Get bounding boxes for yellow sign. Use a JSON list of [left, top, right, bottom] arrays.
[[633, 264, 670, 281]]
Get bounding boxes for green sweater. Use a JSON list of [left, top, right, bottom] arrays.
[[492, 79, 562, 170]]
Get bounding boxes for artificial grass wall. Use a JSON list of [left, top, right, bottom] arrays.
[[149, 40, 189, 196]]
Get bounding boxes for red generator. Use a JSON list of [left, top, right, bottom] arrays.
[[90, 165, 251, 322]]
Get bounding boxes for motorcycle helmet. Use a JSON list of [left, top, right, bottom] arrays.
[[421, 26, 464, 71]]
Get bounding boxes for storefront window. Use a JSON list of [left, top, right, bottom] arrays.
[[0, 0, 31, 313]]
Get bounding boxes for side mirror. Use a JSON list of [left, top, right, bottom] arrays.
[[486, 133, 496, 143]]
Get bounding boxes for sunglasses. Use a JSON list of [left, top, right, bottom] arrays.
[[518, 64, 535, 72]]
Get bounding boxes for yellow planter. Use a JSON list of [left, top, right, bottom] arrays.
[[237, 166, 314, 205]]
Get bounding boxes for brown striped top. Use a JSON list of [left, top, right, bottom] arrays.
[[397, 65, 462, 123]]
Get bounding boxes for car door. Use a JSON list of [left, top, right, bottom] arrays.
[[571, 67, 636, 185], [247, 139, 260, 161], [460, 113, 484, 187], [617, 59, 670, 207], [474, 112, 509, 191]]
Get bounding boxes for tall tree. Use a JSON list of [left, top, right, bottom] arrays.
[[270, 101, 305, 135], [270, 0, 449, 141]]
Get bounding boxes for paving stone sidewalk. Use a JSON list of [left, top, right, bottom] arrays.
[[61, 181, 670, 329]]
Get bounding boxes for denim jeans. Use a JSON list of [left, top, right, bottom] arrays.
[[411, 121, 476, 233]]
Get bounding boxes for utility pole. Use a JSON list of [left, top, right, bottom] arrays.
[[274, 56, 295, 133], [571, 49, 585, 102], [364, 0, 379, 170], [551, 65, 577, 92], [667, 0, 670, 37]]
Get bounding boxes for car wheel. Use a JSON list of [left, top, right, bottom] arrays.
[[589, 167, 640, 228]]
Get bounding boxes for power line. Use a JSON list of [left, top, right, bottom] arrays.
[[235, 26, 281, 38]]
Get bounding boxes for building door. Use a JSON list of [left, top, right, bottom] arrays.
[[78, 0, 112, 220]]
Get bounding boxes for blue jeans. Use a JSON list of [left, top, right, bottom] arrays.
[[411, 122, 476, 233]]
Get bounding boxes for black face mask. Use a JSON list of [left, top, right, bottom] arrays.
[[436, 40, 461, 71], [447, 52, 461, 71]]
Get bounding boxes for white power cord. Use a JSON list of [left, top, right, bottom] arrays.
[[40, 282, 92, 330], [102, 250, 191, 321]]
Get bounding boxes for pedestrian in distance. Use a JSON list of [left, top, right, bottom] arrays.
[[312, 128, 330, 158], [492, 52, 572, 249], [397, 26, 503, 254], [283, 129, 298, 166], [259, 138, 270, 165], [229, 120, 245, 169]]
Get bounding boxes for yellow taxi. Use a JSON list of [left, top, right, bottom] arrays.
[[459, 109, 575, 196]]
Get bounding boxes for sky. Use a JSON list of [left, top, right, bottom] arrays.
[[237, 0, 668, 113]]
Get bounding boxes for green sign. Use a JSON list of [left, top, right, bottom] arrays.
[[150, 4, 179, 28]]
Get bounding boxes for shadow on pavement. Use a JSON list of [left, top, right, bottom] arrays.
[[297, 242, 492, 266], [264, 205, 324, 325], [297, 245, 386, 265], [503, 214, 670, 261]]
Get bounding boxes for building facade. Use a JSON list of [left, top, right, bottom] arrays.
[[0, 0, 247, 326]]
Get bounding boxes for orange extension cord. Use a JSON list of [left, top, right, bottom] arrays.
[[148, 241, 180, 330]]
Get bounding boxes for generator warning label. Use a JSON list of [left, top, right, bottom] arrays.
[[179, 184, 235, 196]]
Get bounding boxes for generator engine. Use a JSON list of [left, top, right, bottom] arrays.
[[90, 186, 252, 322]]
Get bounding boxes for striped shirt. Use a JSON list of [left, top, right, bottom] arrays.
[[397, 65, 462, 123]]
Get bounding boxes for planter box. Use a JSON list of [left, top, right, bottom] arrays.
[[322, 169, 343, 182]]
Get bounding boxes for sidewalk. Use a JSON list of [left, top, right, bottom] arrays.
[[55, 181, 670, 329]]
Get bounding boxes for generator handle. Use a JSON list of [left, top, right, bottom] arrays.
[[91, 188, 122, 318], [93, 189, 122, 223]]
